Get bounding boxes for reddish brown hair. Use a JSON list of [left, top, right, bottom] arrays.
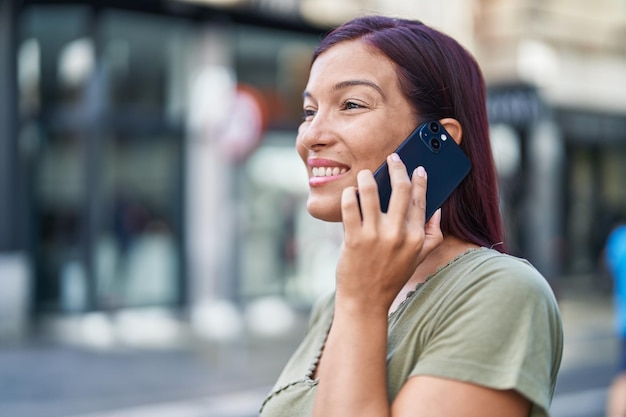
[[312, 16, 505, 252]]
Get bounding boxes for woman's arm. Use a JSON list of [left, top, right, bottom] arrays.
[[312, 300, 390, 417], [312, 155, 439, 417], [315, 312, 531, 417], [393, 376, 530, 417], [311, 155, 532, 417]]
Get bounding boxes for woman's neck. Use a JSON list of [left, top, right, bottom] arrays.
[[388, 236, 479, 315], [412, 235, 479, 284]]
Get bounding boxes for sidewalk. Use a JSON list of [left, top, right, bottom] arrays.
[[0, 344, 280, 417], [551, 275, 617, 417], [0, 275, 617, 417], [558, 278, 617, 373], [0, 308, 311, 417]]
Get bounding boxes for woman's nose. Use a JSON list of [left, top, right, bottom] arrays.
[[297, 115, 334, 151]]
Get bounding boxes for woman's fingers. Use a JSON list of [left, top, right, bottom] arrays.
[[355, 155, 429, 230], [355, 169, 381, 226], [422, 208, 444, 254], [386, 153, 413, 219], [349, 156, 432, 240], [338, 157, 442, 306], [341, 186, 361, 231], [406, 166, 428, 227]]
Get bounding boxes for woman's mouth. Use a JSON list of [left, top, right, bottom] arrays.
[[307, 158, 350, 186], [312, 167, 348, 177], [309, 166, 349, 186]]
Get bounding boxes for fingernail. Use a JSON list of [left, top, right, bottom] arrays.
[[416, 166, 426, 177], [390, 153, 400, 162]]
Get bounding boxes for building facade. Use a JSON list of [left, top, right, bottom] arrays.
[[1, 1, 330, 341], [1, 0, 625, 341], [473, 0, 626, 279]]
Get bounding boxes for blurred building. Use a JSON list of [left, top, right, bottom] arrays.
[[473, 0, 626, 279], [0, 0, 625, 342], [0, 0, 330, 343]]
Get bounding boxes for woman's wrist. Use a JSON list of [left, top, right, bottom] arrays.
[[334, 291, 393, 317]]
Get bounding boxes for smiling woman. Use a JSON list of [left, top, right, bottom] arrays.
[[260, 15, 563, 417], [298, 40, 416, 222]]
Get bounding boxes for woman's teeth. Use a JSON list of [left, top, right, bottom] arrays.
[[312, 167, 347, 177]]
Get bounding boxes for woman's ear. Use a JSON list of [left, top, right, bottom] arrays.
[[439, 118, 463, 145]]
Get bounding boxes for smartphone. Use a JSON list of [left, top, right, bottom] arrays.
[[360, 120, 471, 220]]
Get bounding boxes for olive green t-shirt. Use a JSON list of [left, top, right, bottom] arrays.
[[260, 247, 563, 417]]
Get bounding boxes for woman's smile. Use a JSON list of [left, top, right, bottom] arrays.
[[308, 158, 350, 186]]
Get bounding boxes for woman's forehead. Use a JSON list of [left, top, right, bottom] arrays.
[[307, 41, 398, 90]]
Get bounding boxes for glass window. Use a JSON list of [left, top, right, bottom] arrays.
[[230, 26, 339, 304], [20, 5, 329, 313], [19, 6, 186, 311]]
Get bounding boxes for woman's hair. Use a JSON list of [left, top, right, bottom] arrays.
[[312, 15, 506, 252]]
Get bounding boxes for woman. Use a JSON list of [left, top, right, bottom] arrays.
[[261, 15, 563, 417]]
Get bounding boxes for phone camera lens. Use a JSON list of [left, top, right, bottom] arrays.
[[430, 138, 441, 150], [429, 122, 440, 134]]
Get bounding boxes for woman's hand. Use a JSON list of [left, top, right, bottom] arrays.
[[336, 153, 444, 313], [312, 153, 444, 417]]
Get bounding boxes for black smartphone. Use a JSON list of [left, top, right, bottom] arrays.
[[361, 120, 471, 220]]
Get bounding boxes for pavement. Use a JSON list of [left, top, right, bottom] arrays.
[[0, 305, 311, 417], [551, 276, 618, 417], [0, 275, 619, 417]]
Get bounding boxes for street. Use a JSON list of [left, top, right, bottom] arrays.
[[551, 281, 617, 417], [0, 278, 619, 417], [552, 365, 613, 417]]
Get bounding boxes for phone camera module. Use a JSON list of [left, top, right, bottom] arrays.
[[430, 138, 441, 150], [429, 122, 440, 134]]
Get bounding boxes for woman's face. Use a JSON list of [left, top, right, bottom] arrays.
[[297, 40, 417, 222]]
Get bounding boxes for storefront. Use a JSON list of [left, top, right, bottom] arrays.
[[557, 109, 626, 278], [6, 0, 329, 318], [487, 84, 626, 282], [4, 0, 625, 326]]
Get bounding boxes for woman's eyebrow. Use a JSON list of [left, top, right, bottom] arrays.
[[332, 79, 386, 99], [302, 79, 386, 100]]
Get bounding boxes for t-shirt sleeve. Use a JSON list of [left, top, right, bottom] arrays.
[[307, 291, 335, 329], [410, 257, 563, 416]]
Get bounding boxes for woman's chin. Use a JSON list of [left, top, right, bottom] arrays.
[[306, 200, 343, 223]]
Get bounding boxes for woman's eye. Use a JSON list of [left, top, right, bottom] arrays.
[[343, 101, 363, 110], [302, 109, 316, 120]]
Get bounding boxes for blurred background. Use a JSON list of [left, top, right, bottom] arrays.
[[0, 0, 625, 416]]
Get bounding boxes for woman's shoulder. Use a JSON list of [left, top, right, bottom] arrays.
[[450, 247, 557, 301]]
